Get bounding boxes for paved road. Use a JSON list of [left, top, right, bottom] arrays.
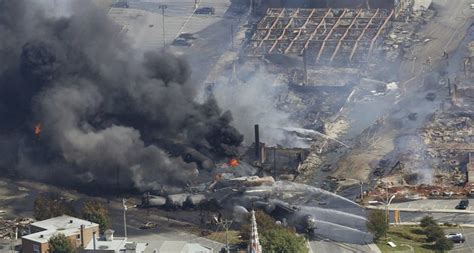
[[365, 199, 474, 225], [309, 240, 380, 253], [396, 212, 474, 225], [389, 199, 474, 212], [399, 0, 473, 89], [108, 202, 225, 252]]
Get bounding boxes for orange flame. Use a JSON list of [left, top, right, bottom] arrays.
[[229, 158, 239, 167], [34, 123, 41, 137]]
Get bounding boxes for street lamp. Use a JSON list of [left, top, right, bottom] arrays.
[[123, 198, 128, 238], [159, 4, 168, 47], [384, 194, 396, 237]]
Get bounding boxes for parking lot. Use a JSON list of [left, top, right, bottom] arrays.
[[445, 227, 474, 253], [108, 0, 233, 52]]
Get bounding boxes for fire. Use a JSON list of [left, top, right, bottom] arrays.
[[34, 123, 41, 137], [229, 158, 239, 167]]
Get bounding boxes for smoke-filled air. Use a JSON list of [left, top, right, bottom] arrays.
[[0, 0, 243, 191]]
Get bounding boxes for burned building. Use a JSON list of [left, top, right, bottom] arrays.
[[244, 125, 309, 178], [244, 8, 394, 64], [252, 0, 413, 19], [289, 67, 360, 91]]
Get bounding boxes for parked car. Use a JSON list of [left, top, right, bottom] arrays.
[[111, 1, 129, 8], [139, 222, 157, 229], [456, 199, 469, 209], [178, 33, 197, 40], [195, 7, 215, 15], [445, 232, 465, 243], [172, 38, 192, 47]]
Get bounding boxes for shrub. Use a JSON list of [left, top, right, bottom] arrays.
[[366, 210, 388, 242], [434, 236, 454, 251], [425, 225, 444, 242], [420, 216, 437, 228], [49, 234, 74, 253]]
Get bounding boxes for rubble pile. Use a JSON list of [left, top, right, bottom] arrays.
[[423, 112, 474, 171], [379, 8, 435, 62], [368, 183, 468, 202], [277, 88, 349, 130]]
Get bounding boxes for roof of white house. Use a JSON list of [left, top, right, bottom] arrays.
[[22, 215, 99, 244], [84, 236, 148, 253], [159, 241, 212, 253]]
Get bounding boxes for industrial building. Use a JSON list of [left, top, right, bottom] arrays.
[[252, 0, 414, 18], [244, 8, 394, 64]]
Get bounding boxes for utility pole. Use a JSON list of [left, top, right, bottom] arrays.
[[159, 5, 168, 47], [249, 0, 253, 16], [10, 231, 13, 253], [231, 23, 234, 50], [384, 186, 396, 238], [116, 167, 120, 193], [123, 198, 128, 238]]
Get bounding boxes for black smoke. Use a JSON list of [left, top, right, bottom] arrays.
[[0, 0, 243, 191]]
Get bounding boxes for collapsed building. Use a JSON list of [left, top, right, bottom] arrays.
[[245, 138, 309, 179], [244, 8, 394, 64], [252, 0, 414, 19]]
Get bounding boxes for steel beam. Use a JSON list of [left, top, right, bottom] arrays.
[[258, 8, 285, 48], [329, 9, 363, 62], [349, 9, 380, 61], [368, 10, 394, 58], [300, 8, 332, 55], [316, 9, 348, 61], [269, 9, 301, 53], [284, 9, 316, 54]]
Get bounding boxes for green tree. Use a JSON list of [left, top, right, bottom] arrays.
[[81, 200, 110, 233], [240, 210, 279, 241], [260, 228, 309, 253], [49, 233, 74, 253], [34, 193, 76, 221], [420, 216, 437, 228], [366, 209, 388, 242], [425, 224, 444, 242], [434, 236, 454, 251]]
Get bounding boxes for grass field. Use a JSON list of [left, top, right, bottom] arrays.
[[376, 226, 438, 253]]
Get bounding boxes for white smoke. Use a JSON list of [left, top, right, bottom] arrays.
[[212, 68, 309, 148]]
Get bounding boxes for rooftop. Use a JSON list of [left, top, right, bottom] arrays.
[[158, 241, 212, 253], [84, 237, 148, 253], [22, 215, 98, 244]]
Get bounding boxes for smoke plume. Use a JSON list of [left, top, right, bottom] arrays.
[[0, 0, 242, 191], [212, 68, 309, 148]]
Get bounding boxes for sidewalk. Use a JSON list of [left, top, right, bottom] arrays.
[[366, 205, 474, 214]]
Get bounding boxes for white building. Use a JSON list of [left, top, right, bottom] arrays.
[[81, 229, 148, 253], [158, 241, 213, 253]]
